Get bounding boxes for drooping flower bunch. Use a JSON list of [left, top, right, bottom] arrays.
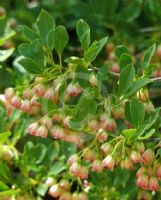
[[2, 9, 161, 195]]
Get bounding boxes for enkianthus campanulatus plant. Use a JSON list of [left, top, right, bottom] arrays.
[[2, 9, 161, 198]]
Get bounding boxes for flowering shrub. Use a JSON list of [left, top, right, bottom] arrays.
[[0, 9, 161, 200]]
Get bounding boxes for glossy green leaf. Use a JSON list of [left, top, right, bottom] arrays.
[[115, 45, 130, 58], [0, 131, 11, 144], [52, 25, 69, 56], [18, 39, 44, 64], [142, 43, 156, 68], [119, 53, 132, 70], [36, 9, 55, 45], [123, 78, 151, 99], [76, 19, 90, 51], [119, 64, 135, 96], [20, 25, 38, 41], [19, 58, 44, 74], [130, 99, 145, 127]]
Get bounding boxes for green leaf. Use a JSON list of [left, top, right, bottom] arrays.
[[42, 142, 59, 166], [0, 48, 15, 62], [36, 9, 55, 46], [64, 56, 85, 66], [36, 183, 48, 196], [119, 53, 132, 70], [123, 78, 151, 99], [38, 98, 57, 114], [144, 64, 157, 76], [52, 25, 69, 56], [98, 64, 109, 81], [49, 161, 66, 176], [0, 181, 9, 192], [58, 80, 67, 104], [18, 57, 44, 74], [18, 39, 44, 65], [119, 64, 135, 96], [20, 25, 38, 41], [142, 43, 156, 68], [122, 129, 136, 140], [0, 131, 11, 144], [76, 19, 90, 51], [75, 66, 90, 88], [130, 99, 145, 127], [115, 45, 130, 58], [84, 37, 108, 64]]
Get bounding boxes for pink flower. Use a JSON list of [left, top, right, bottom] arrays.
[[100, 114, 116, 131], [78, 192, 89, 200], [89, 73, 97, 87], [36, 125, 48, 138], [148, 176, 159, 191], [130, 151, 143, 163], [67, 154, 78, 165], [88, 120, 99, 131], [103, 155, 114, 170], [120, 158, 134, 170], [21, 100, 31, 112], [142, 149, 155, 164], [33, 83, 46, 97], [51, 126, 65, 140], [136, 174, 148, 190], [96, 129, 108, 143], [28, 122, 38, 136], [136, 142, 145, 154], [101, 142, 112, 154], [156, 164, 161, 179], [11, 95, 21, 108], [48, 184, 62, 198], [83, 149, 96, 163], [5, 88, 14, 100], [136, 167, 146, 178], [41, 116, 52, 129], [79, 166, 89, 179], [59, 192, 72, 200], [91, 160, 103, 172], [70, 163, 82, 177], [59, 179, 70, 191]]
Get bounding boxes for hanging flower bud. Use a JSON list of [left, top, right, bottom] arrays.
[[101, 142, 112, 154], [51, 126, 65, 140], [91, 160, 103, 172], [136, 167, 146, 178], [130, 151, 143, 163], [11, 95, 21, 108], [136, 174, 149, 190], [70, 162, 82, 177], [136, 142, 145, 154], [83, 149, 96, 163], [63, 116, 71, 128], [4, 88, 14, 100], [72, 192, 79, 200], [30, 95, 41, 106], [68, 154, 78, 165], [41, 116, 52, 129], [96, 129, 108, 143], [100, 114, 116, 131], [52, 113, 62, 123], [80, 166, 89, 179], [103, 155, 115, 170], [120, 158, 134, 170], [28, 122, 38, 136], [59, 179, 70, 191], [88, 119, 99, 131], [142, 149, 155, 164], [136, 89, 149, 102], [43, 87, 54, 100], [48, 184, 62, 198], [155, 164, 161, 179], [148, 176, 159, 191], [33, 84, 46, 97], [59, 192, 72, 200], [67, 83, 82, 97], [144, 101, 154, 112], [112, 105, 124, 119], [36, 125, 48, 138], [45, 177, 56, 187], [78, 192, 89, 200], [23, 88, 31, 99], [21, 100, 31, 112], [89, 73, 97, 87]]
